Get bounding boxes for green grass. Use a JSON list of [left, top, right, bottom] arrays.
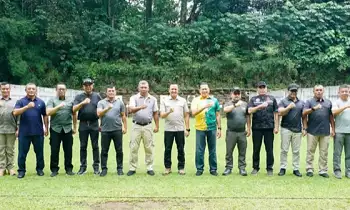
[[1, 118, 349, 209]]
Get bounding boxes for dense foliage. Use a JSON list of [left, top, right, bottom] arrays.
[[1, 0, 350, 91]]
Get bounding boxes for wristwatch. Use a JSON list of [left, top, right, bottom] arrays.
[[311, 107, 315, 111], [186, 129, 190, 132], [217, 127, 222, 130]]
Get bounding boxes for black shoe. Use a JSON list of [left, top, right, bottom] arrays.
[[278, 169, 286, 176], [100, 169, 107, 177], [210, 170, 218, 176], [117, 169, 124, 176], [37, 170, 44, 176], [267, 170, 273, 176], [196, 171, 203, 176], [66, 171, 75, 176], [147, 170, 155, 176], [293, 170, 302, 177], [127, 170, 136, 176], [239, 169, 247, 176], [319, 173, 329, 178], [306, 171, 314, 177], [77, 168, 86, 175], [50, 171, 58, 177], [17, 172, 25, 179], [94, 169, 100, 175], [222, 169, 232, 176]]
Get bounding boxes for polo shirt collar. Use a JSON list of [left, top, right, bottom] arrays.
[[106, 97, 116, 103], [314, 97, 324, 102], [168, 95, 178, 100], [287, 96, 299, 102], [200, 95, 212, 100], [1, 97, 11, 100], [25, 96, 37, 101], [137, 93, 150, 99]]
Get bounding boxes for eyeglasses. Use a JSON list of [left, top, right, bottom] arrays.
[[258, 86, 266, 89]]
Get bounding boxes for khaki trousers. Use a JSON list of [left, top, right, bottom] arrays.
[[280, 128, 302, 170], [306, 134, 330, 174], [0, 133, 16, 170], [129, 123, 154, 171]]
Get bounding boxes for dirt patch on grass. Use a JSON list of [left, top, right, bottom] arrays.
[[93, 200, 195, 209]]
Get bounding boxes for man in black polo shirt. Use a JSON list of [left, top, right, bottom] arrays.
[[13, 83, 49, 178], [277, 84, 306, 177], [248, 81, 279, 176], [222, 87, 251, 176], [73, 78, 102, 175], [303, 85, 335, 178]]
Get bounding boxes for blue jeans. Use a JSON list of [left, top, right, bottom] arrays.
[[18, 135, 44, 173], [195, 130, 217, 172]]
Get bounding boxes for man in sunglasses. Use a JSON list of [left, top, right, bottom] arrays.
[[222, 87, 251, 176], [248, 81, 279, 176], [277, 84, 306, 177], [303, 85, 335, 178]]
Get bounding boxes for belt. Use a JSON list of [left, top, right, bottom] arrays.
[[133, 121, 152, 126], [80, 120, 98, 126]]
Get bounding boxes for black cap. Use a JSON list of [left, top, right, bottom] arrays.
[[256, 81, 267, 87], [83, 78, 94, 85], [288, 83, 299, 91], [231, 87, 241, 93]]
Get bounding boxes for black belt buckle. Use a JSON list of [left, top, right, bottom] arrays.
[[133, 121, 151, 126]]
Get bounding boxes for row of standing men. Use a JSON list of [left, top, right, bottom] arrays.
[[0, 79, 349, 179]]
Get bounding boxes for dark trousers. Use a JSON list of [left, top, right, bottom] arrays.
[[195, 130, 217, 172], [252, 129, 274, 171], [225, 130, 247, 170], [164, 131, 185, 170], [79, 129, 100, 170], [101, 130, 123, 170], [50, 128, 73, 173], [18, 135, 44, 173]]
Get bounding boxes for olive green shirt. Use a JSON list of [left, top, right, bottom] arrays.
[[46, 97, 74, 133], [0, 98, 17, 134]]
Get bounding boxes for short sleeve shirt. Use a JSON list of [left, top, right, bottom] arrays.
[[73, 92, 101, 130], [191, 96, 220, 131], [248, 95, 278, 130], [304, 98, 332, 136], [0, 98, 17, 134], [278, 97, 304, 133], [97, 98, 125, 132], [46, 97, 74, 133], [15, 97, 46, 137], [129, 93, 158, 124], [225, 100, 249, 132], [160, 96, 189, 131], [332, 99, 350, 134]]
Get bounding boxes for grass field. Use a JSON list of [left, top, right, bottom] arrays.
[[1, 118, 349, 210]]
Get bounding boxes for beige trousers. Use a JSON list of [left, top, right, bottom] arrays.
[[306, 134, 330, 174], [129, 123, 154, 171], [0, 133, 16, 170]]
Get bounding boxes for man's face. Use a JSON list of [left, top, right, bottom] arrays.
[[199, 84, 210, 97], [339, 87, 349, 100], [106, 87, 116, 98], [231, 91, 241, 101], [313, 86, 324, 98], [56, 84, 66, 98], [25, 84, 37, 97], [289, 90, 297, 99], [83, 83, 93, 94], [1, 84, 10, 98], [138, 83, 149, 95], [169, 85, 178, 98], [257, 85, 267, 95]]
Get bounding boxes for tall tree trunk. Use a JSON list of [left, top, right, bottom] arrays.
[[145, 0, 153, 23], [180, 0, 187, 25]]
